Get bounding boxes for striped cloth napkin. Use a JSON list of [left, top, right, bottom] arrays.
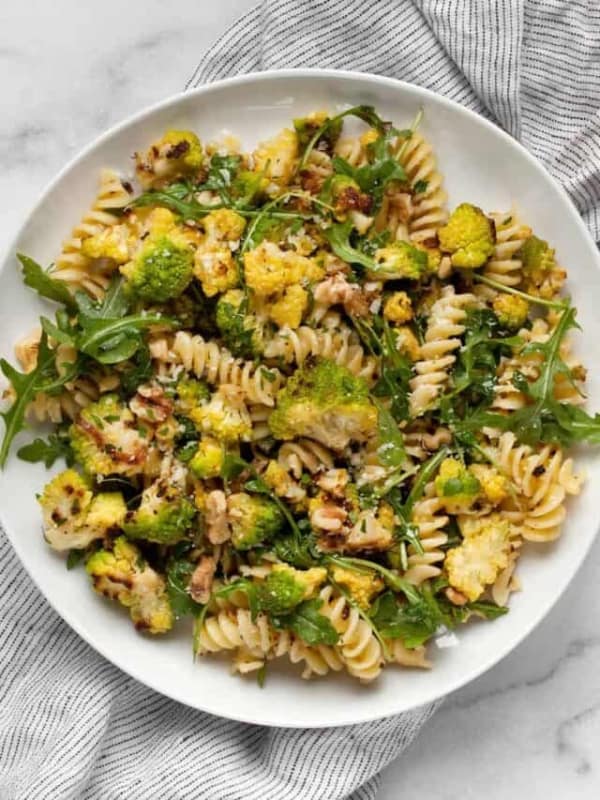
[[2, 1, 600, 798]]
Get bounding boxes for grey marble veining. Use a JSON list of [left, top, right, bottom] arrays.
[[1, 3, 599, 798]]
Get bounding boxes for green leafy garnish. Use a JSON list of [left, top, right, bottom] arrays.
[[17, 430, 74, 468], [0, 331, 56, 467], [166, 557, 204, 619], [462, 307, 600, 446], [375, 402, 406, 467], [325, 219, 377, 269], [18, 254, 77, 311], [272, 598, 339, 646]]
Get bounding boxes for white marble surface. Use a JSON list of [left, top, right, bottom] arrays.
[[1, 1, 599, 797]]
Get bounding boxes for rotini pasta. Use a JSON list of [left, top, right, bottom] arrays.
[[5, 105, 595, 688]]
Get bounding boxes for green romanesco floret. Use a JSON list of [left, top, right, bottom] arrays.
[[70, 394, 150, 478], [438, 203, 495, 268], [371, 241, 429, 280], [518, 235, 556, 275], [227, 492, 285, 550], [434, 458, 481, 511], [268, 358, 377, 450], [445, 514, 511, 601], [189, 437, 223, 479], [215, 289, 262, 359], [123, 475, 195, 545], [86, 536, 173, 634], [492, 293, 529, 330], [174, 377, 210, 415], [331, 565, 384, 609], [257, 564, 327, 615], [190, 386, 252, 444], [122, 235, 194, 302]]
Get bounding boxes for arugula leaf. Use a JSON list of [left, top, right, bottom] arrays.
[[369, 590, 442, 648], [299, 105, 391, 169], [468, 601, 509, 620], [403, 447, 450, 518], [273, 598, 339, 646], [0, 331, 56, 467], [272, 524, 321, 568], [119, 344, 153, 396], [166, 558, 204, 619], [371, 319, 412, 421], [74, 277, 175, 365], [375, 402, 406, 467], [332, 145, 406, 208], [220, 453, 250, 481], [66, 549, 86, 570], [449, 308, 521, 408], [461, 306, 600, 446], [18, 253, 77, 311], [17, 431, 74, 468], [324, 220, 377, 269]]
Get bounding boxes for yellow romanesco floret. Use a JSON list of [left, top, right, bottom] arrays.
[[189, 436, 223, 479], [86, 492, 128, 530], [193, 209, 247, 297], [469, 464, 509, 506], [492, 293, 529, 331], [360, 128, 379, 147], [145, 207, 177, 237], [383, 291, 413, 324], [445, 517, 511, 601], [435, 458, 481, 511], [331, 566, 384, 608], [81, 225, 131, 264], [159, 130, 203, 169], [414, 243, 442, 272], [203, 208, 247, 244], [190, 386, 252, 443], [394, 326, 420, 361], [438, 203, 495, 268], [253, 128, 299, 189], [271, 563, 327, 599], [263, 461, 291, 496], [269, 284, 308, 329], [194, 247, 238, 297], [243, 241, 324, 297]]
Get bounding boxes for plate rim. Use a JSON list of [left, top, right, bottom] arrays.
[[1, 67, 599, 727]]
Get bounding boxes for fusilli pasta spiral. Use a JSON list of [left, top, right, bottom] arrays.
[[149, 331, 284, 406], [396, 132, 448, 243], [409, 287, 476, 416]]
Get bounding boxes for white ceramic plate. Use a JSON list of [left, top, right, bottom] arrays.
[[1, 70, 600, 728]]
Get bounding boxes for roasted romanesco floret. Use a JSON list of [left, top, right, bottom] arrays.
[[243, 241, 324, 297], [445, 515, 511, 601], [469, 464, 509, 506], [216, 289, 263, 358], [438, 203, 495, 268], [492, 293, 529, 330], [252, 127, 299, 190], [268, 284, 309, 329], [189, 437, 223, 479], [39, 470, 126, 552], [518, 234, 566, 299], [135, 129, 203, 188], [268, 358, 377, 450], [227, 492, 285, 550], [86, 536, 173, 633], [434, 458, 481, 511], [193, 209, 246, 298], [257, 564, 327, 615], [123, 464, 195, 544], [371, 241, 429, 280], [383, 291, 413, 324], [121, 234, 194, 302], [174, 377, 211, 415], [331, 566, 384, 608], [81, 225, 131, 264], [70, 394, 150, 478], [394, 325, 421, 361], [190, 386, 252, 443]]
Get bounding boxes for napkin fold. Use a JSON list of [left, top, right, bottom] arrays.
[[3, 1, 600, 798]]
